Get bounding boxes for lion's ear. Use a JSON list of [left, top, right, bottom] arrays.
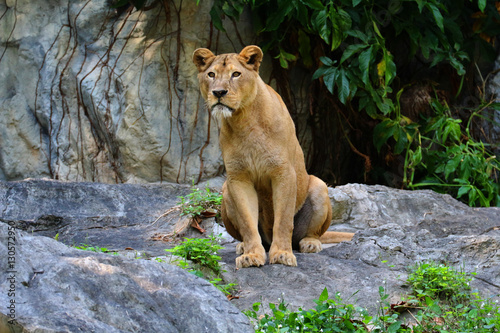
[[238, 45, 263, 72], [193, 48, 216, 72]]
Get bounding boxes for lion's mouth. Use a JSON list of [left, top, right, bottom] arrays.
[[211, 103, 234, 119]]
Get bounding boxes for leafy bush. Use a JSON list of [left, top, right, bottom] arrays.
[[405, 100, 500, 207], [407, 260, 473, 301]]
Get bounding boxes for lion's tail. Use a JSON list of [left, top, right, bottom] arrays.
[[319, 231, 355, 244]]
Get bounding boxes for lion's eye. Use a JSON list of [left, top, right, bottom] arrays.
[[232, 72, 241, 78], [208, 72, 215, 78]]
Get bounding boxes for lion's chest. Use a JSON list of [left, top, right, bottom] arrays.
[[221, 130, 288, 187]]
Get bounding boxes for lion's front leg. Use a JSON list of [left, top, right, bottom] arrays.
[[224, 179, 267, 268], [268, 171, 297, 266]]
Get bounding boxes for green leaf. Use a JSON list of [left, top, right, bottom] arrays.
[[346, 30, 370, 43], [416, 0, 425, 12], [478, 0, 486, 12], [301, 0, 324, 10], [323, 67, 339, 94], [445, 154, 462, 180], [427, 3, 444, 32], [210, 5, 225, 32], [265, 2, 294, 31], [394, 126, 408, 155], [320, 56, 335, 66], [352, 0, 362, 7], [365, 103, 377, 118], [359, 46, 374, 85], [384, 50, 396, 85], [222, 2, 242, 20], [312, 66, 329, 80], [411, 146, 423, 165], [388, 322, 402, 333], [111, 0, 130, 8], [298, 30, 313, 67], [457, 186, 470, 199], [442, 119, 461, 142], [319, 287, 329, 302], [373, 119, 396, 152], [329, 7, 351, 50], [372, 21, 383, 39], [337, 68, 350, 104], [340, 44, 368, 64], [312, 9, 329, 44]]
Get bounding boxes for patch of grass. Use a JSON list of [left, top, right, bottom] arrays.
[[245, 261, 500, 332], [73, 243, 118, 255]]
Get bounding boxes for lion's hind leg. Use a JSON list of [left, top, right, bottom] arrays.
[[293, 175, 332, 253]]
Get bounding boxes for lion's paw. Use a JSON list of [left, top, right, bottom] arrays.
[[269, 250, 297, 266], [236, 242, 244, 255], [299, 237, 322, 253], [236, 253, 266, 268]]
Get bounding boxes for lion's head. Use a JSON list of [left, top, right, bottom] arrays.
[[193, 45, 263, 119]]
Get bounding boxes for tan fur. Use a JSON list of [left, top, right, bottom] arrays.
[[193, 45, 354, 268]]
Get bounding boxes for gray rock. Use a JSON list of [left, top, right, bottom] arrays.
[[0, 222, 253, 333], [1, 179, 500, 331], [0, 178, 198, 255], [224, 184, 500, 313]]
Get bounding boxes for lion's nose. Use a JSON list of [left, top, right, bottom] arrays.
[[212, 90, 228, 99]]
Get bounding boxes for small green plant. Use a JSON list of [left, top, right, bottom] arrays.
[[407, 260, 473, 301], [209, 277, 238, 296], [166, 234, 224, 275], [73, 243, 118, 255], [178, 183, 223, 218], [165, 234, 237, 296]]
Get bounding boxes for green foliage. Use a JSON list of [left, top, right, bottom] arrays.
[[206, 0, 500, 207], [209, 277, 238, 296], [210, 0, 498, 110], [245, 288, 371, 332], [245, 261, 500, 332], [73, 243, 118, 255], [166, 234, 224, 275], [165, 234, 238, 296], [407, 260, 473, 301], [405, 261, 499, 333], [178, 184, 223, 218], [405, 100, 500, 207]]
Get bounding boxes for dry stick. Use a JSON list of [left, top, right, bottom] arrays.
[[406, 309, 423, 329], [151, 205, 181, 226]]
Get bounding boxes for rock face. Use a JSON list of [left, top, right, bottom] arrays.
[[0, 0, 256, 183], [1, 179, 500, 332], [0, 221, 253, 333]]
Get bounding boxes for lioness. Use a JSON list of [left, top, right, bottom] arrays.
[[193, 45, 354, 268]]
